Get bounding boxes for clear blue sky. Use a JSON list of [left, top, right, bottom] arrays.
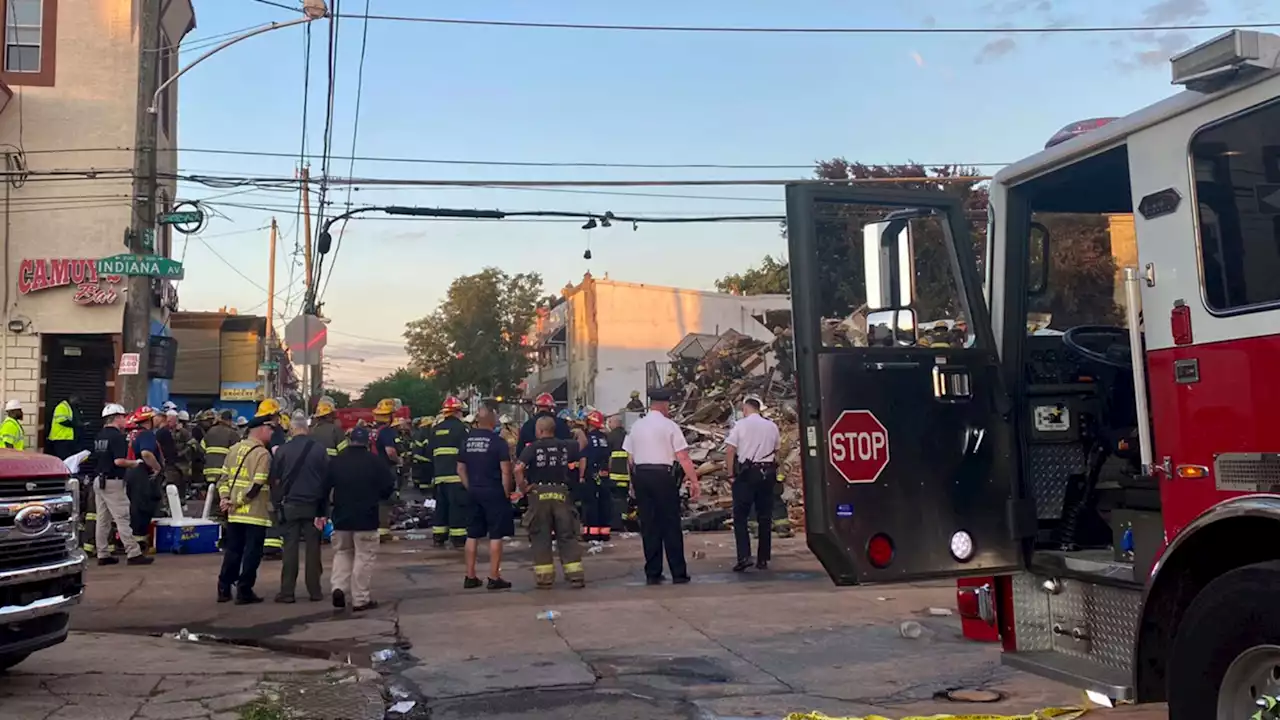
[[175, 0, 1267, 391]]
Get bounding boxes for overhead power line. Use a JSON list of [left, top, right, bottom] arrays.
[[252, 3, 1280, 35]]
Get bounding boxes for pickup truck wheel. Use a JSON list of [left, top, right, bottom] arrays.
[[1168, 560, 1280, 719], [0, 653, 30, 672]]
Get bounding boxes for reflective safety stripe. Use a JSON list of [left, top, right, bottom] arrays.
[[536, 492, 566, 502], [263, 537, 284, 548], [378, 528, 390, 536], [203, 468, 224, 476], [434, 476, 461, 484], [432, 527, 448, 534], [609, 451, 629, 459], [433, 447, 459, 456], [612, 476, 629, 484], [204, 446, 229, 455], [337, 440, 349, 452], [562, 561, 584, 574], [533, 564, 555, 574], [252, 473, 269, 481], [448, 528, 466, 537], [83, 544, 96, 552], [326, 448, 338, 456], [229, 515, 272, 527], [133, 535, 149, 542], [85, 513, 97, 521]]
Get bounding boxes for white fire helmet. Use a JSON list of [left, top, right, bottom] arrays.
[[102, 403, 127, 419]]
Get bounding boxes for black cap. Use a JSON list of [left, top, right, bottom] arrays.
[[647, 387, 673, 402], [246, 414, 275, 429], [349, 426, 371, 445], [219, 409, 234, 421]]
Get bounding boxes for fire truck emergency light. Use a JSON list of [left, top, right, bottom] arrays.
[[1170, 30, 1280, 93], [949, 530, 975, 562]]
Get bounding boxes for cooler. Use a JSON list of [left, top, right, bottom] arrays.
[[153, 518, 220, 554]]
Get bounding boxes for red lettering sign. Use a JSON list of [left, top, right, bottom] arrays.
[[18, 258, 120, 305], [827, 410, 890, 484]]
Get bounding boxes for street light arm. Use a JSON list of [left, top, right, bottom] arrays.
[[149, 16, 320, 114]]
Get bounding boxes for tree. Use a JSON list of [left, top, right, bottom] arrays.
[[715, 254, 790, 295], [356, 369, 444, 418], [321, 388, 352, 408], [404, 268, 543, 396]]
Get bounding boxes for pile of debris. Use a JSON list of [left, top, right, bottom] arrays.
[[658, 327, 806, 531]]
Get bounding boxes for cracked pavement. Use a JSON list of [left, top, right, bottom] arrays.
[[5, 532, 1169, 719]]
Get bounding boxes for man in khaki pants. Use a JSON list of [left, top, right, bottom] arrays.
[[91, 404, 153, 567], [324, 426, 395, 611]]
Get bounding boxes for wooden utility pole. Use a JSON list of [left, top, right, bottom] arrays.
[[300, 166, 314, 293]]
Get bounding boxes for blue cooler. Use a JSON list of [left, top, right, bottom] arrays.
[[153, 519, 220, 554]]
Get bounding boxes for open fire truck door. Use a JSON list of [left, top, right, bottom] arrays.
[[786, 184, 1026, 585]]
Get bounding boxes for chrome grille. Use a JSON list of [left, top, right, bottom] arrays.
[[0, 536, 68, 572], [0, 476, 70, 502], [1215, 453, 1280, 492]]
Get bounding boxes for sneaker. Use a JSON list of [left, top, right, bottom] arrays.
[[97, 557, 120, 567], [126, 555, 154, 566], [352, 601, 379, 612], [463, 576, 483, 590], [487, 577, 512, 591], [332, 589, 346, 609]]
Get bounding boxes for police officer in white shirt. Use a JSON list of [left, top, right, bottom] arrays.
[[623, 388, 701, 585], [724, 395, 781, 572]]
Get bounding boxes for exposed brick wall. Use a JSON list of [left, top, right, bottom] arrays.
[[4, 333, 42, 448]]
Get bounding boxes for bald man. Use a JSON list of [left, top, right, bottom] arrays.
[[515, 416, 586, 589], [460, 407, 514, 590]]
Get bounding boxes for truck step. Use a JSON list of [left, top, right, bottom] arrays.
[[1003, 651, 1134, 701]]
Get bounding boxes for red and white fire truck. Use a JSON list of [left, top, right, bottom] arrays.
[[791, 30, 1280, 719]]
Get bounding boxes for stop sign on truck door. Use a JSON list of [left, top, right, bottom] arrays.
[[828, 410, 890, 484]]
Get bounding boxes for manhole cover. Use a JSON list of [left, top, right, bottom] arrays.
[[944, 688, 1004, 703]]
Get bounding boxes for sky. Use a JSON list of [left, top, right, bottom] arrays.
[[173, 0, 1270, 391]]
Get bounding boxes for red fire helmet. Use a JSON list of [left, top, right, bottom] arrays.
[[533, 393, 555, 408], [441, 396, 465, 413], [585, 410, 605, 428]]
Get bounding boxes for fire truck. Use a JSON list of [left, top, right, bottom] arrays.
[[790, 30, 1280, 719], [0, 452, 85, 670]]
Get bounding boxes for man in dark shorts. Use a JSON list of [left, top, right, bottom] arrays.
[[460, 406, 514, 590]]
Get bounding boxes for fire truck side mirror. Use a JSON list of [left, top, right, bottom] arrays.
[[863, 219, 916, 310], [866, 308, 918, 347], [1028, 222, 1051, 296]]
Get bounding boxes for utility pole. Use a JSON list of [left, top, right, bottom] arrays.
[[266, 219, 278, 400], [121, 0, 164, 410], [300, 166, 313, 293]]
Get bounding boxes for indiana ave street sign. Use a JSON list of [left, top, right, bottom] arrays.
[[95, 254, 185, 280], [159, 210, 203, 225]]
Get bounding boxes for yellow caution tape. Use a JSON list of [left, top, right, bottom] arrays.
[[784, 707, 1086, 720]]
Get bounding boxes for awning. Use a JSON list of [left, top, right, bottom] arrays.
[[526, 377, 567, 403]]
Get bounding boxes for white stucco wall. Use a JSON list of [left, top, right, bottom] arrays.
[[589, 280, 789, 413]]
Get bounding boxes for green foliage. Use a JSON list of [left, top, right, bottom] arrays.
[[356, 369, 444, 418], [238, 699, 286, 720], [404, 268, 543, 396], [321, 388, 352, 408], [714, 254, 790, 295]]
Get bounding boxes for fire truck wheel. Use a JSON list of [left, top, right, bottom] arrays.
[[1167, 560, 1280, 719], [0, 652, 29, 672]]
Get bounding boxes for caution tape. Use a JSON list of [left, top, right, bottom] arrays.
[[783, 707, 1086, 720]]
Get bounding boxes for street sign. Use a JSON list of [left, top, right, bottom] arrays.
[[827, 409, 890, 485], [285, 314, 327, 365], [1256, 184, 1280, 214], [119, 353, 140, 376], [159, 210, 203, 226], [96, 254, 185, 280], [141, 228, 155, 253], [260, 361, 279, 372]]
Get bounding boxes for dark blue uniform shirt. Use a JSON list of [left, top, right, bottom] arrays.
[[375, 425, 397, 465], [516, 412, 570, 457], [462, 428, 510, 495]]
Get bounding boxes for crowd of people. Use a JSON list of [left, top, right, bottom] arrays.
[[23, 385, 782, 609]]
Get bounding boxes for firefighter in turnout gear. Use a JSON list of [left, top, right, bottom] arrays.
[[606, 415, 635, 530], [216, 411, 277, 604], [310, 398, 344, 457], [428, 396, 470, 548], [371, 398, 402, 542], [580, 410, 615, 541], [411, 416, 434, 496], [202, 410, 240, 493], [255, 399, 286, 559], [516, 416, 585, 588], [516, 393, 570, 457]]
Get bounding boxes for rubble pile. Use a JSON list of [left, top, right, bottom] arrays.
[[659, 328, 806, 531]]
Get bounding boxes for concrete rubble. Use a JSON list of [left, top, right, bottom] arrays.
[[655, 327, 807, 532]]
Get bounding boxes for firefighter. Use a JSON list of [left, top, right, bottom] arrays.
[[411, 416, 434, 497], [625, 391, 644, 412], [515, 416, 585, 589], [310, 397, 344, 457], [48, 394, 80, 459], [92, 404, 151, 566], [394, 416, 414, 488], [580, 410, 615, 542], [217, 409, 277, 604], [516, 393, 570, 457], [202, 410, 240, 500], [429, 396, 470, 548], [254, 398, 286, 560], [606, 414, 634, 531], [370, 398, 402, 543], [126, 406, 164, 553], [1, 398, 25, 449]]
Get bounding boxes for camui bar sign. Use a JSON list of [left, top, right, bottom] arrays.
[[827, 410, 889, 484]]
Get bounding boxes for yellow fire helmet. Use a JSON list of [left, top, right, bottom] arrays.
[[392, 416, 409, 429], [255, 398, 281, 418], [417, 416, 434, 428], [373, 398, 396, 417], [314, 399, 335, 417], [279, 413, 292, 431]]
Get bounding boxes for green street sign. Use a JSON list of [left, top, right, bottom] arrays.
[[160, 210, 203, 226], [96, 254, 185, 280], [141, 228, 156, 253], [260, 361, 279, 372]]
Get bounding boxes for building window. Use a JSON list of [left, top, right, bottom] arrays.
[[1190, 98, 1280, 314], [4, 0, 40, 72], [0, 0, 55, 86]]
